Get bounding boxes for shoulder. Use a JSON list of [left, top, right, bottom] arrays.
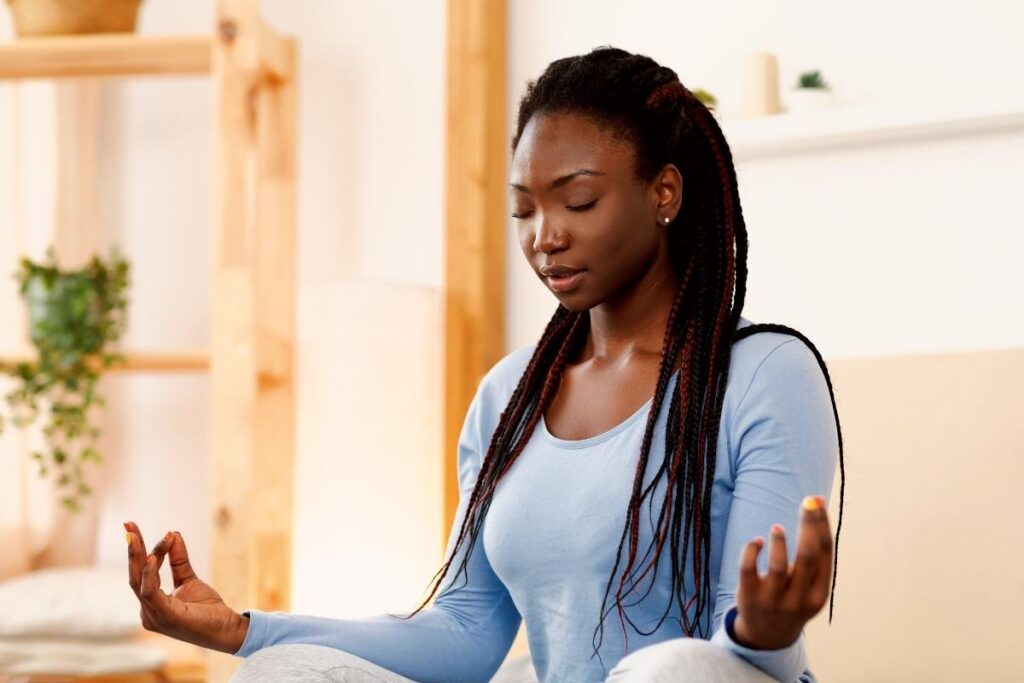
[[726, 316, 826, 408], [455, 343, 536, 489], [475, 342, 537, 408]]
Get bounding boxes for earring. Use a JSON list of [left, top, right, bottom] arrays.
[[663, 216, 671, 224]]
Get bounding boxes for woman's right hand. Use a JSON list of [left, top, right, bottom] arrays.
[[125, 521, 249, 654]]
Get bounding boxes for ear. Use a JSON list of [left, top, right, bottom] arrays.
[[651, 163, 683, 224]]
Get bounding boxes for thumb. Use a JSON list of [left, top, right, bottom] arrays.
[[168, 531, 198, 589]]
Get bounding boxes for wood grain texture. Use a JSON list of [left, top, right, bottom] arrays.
[[444, 0, 507, 548], [0, 34, 212, 79]]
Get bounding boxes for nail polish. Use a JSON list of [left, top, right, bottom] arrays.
[[802, 495, 822, 511]]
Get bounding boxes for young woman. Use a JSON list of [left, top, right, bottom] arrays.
[[125, 47, 845, 683]]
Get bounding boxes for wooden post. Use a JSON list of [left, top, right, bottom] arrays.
[[444, 0, 507, 539], [252, 33, 298, 619], [210, 0, 297, 679]]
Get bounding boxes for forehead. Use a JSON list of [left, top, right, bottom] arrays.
[[510, 112, 637, 188]]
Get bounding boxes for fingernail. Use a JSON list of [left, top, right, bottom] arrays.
[[802, 495, 822, 511], [123, 521, 130, 531], [126, 532, 132, 546], [771, 524, 784, 535]]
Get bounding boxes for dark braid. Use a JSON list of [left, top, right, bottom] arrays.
[[392, 46, 846, 670]]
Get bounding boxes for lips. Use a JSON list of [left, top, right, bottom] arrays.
[[540, 264, 584, 277], [545, 269, 585, 293]]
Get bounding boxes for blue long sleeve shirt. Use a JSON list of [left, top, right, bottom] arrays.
[[235, 316, 839, 683]]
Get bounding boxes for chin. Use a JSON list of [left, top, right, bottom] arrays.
[[550, 291, 597, 313]]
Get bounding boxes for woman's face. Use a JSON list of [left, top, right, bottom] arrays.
[[509, 111, 682, 313]]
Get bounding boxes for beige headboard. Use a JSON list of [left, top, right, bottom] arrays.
[[804, 347, 1024, 682]]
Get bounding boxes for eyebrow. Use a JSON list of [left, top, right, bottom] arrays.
[[509, 169, 605, 194]]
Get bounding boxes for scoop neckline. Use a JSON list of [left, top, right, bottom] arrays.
[[539, 369, 680, 450]]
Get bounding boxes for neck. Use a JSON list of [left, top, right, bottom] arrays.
[[582, 257, 681, 367]]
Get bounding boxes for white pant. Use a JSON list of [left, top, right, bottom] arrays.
[[231, 639, 780, 682]]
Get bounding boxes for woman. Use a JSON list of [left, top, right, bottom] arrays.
[[125, 46, 845, 683]]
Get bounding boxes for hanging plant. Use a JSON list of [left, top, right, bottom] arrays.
[[0, 246, 130, 512]]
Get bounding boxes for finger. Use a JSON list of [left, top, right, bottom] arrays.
[[125, 521, 148, 554], [125, 523, 147, 596], [738, 536, 764, 600], [151, 531, 174, 569], [764, 524, 788, 596], [168, 531, 198, 589], [808, 497, 835, 605], [790, 497, 825, 604]]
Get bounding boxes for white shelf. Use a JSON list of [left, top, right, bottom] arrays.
[[718, 99, 1024, 161]]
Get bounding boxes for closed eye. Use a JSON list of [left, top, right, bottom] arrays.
[[511, 200, 597, 219]]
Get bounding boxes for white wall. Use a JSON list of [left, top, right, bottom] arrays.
[[505, 0, 1024, 359], [0, 0, 449, 621]]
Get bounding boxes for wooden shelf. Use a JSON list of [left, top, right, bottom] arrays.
[[719, 98, 1024, 160], [0, 23, 292, 81], [0, 349, 209, 372], [0, 343, 290, 383], [0, 34, 212, 79]]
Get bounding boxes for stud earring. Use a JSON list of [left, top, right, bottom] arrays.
[[663, 216, 671, 224]]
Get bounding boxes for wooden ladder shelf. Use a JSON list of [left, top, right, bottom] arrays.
[[0, 2, 298, 680]]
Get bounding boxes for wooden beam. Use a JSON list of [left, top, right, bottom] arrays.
[[252, 34, 298, 616], [0, 34, 212, 80], [444, 0, 507, 542], [0, 349, 210, 373], [257, 20, 292, 83], [209, 1, 261, 679]]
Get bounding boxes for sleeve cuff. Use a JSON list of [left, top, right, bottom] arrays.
[[234, 609, 267, 657], [710, 606, 806, 683]]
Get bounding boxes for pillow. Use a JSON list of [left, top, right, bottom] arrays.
[[0, 636, 165, 675], [0, 566, 141, 640]]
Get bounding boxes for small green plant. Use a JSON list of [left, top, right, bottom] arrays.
[[692, 88, 718, 108], [796, 70, 830, 90], [0, 246, 130, 512]]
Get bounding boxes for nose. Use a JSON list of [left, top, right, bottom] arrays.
[[532, 212, 569, 254]]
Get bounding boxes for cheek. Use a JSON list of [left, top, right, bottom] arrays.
[[516, 222, 533, 257]]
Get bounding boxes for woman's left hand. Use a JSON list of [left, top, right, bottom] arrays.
[[732, 495, 833, 650]]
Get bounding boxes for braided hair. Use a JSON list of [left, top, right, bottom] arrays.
[[394, 45, 846, 666]]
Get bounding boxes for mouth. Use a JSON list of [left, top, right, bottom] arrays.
[[545, 270, 585, 293]]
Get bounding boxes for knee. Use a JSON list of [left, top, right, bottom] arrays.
[[232, 644, 316, 682], [231, 644, 392, 683], [605, 638, 775, 683]]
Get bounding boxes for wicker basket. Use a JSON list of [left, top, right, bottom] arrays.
[[5, 0, 143, 37]]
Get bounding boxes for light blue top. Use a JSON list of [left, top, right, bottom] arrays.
[[236, 316, 838, 683]]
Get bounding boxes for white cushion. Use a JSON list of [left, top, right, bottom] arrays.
[[0, 566, 141, 639], [0, 637, 165, 675]]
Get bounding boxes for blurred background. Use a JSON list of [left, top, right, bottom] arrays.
[[0, 1, 1021, 681]]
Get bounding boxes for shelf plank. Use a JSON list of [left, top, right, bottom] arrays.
[[0, 34, 212, 79], [0, 349, 209, 372], [720, 99, 1024, 160], [0, 345, 292, 381]]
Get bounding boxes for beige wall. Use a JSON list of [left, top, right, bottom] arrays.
[[804, 348, 1024, 682]]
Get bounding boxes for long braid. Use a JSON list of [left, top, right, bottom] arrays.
[[394, 47, 846, 676]]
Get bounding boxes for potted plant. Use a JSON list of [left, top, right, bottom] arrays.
[[692, 88, 718, 114], [4, 0, 144, 37], [0, 247, 130, 512], [787, 69, 834, 114]]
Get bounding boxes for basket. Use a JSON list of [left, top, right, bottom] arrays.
[[5, 0, 143, 37]]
